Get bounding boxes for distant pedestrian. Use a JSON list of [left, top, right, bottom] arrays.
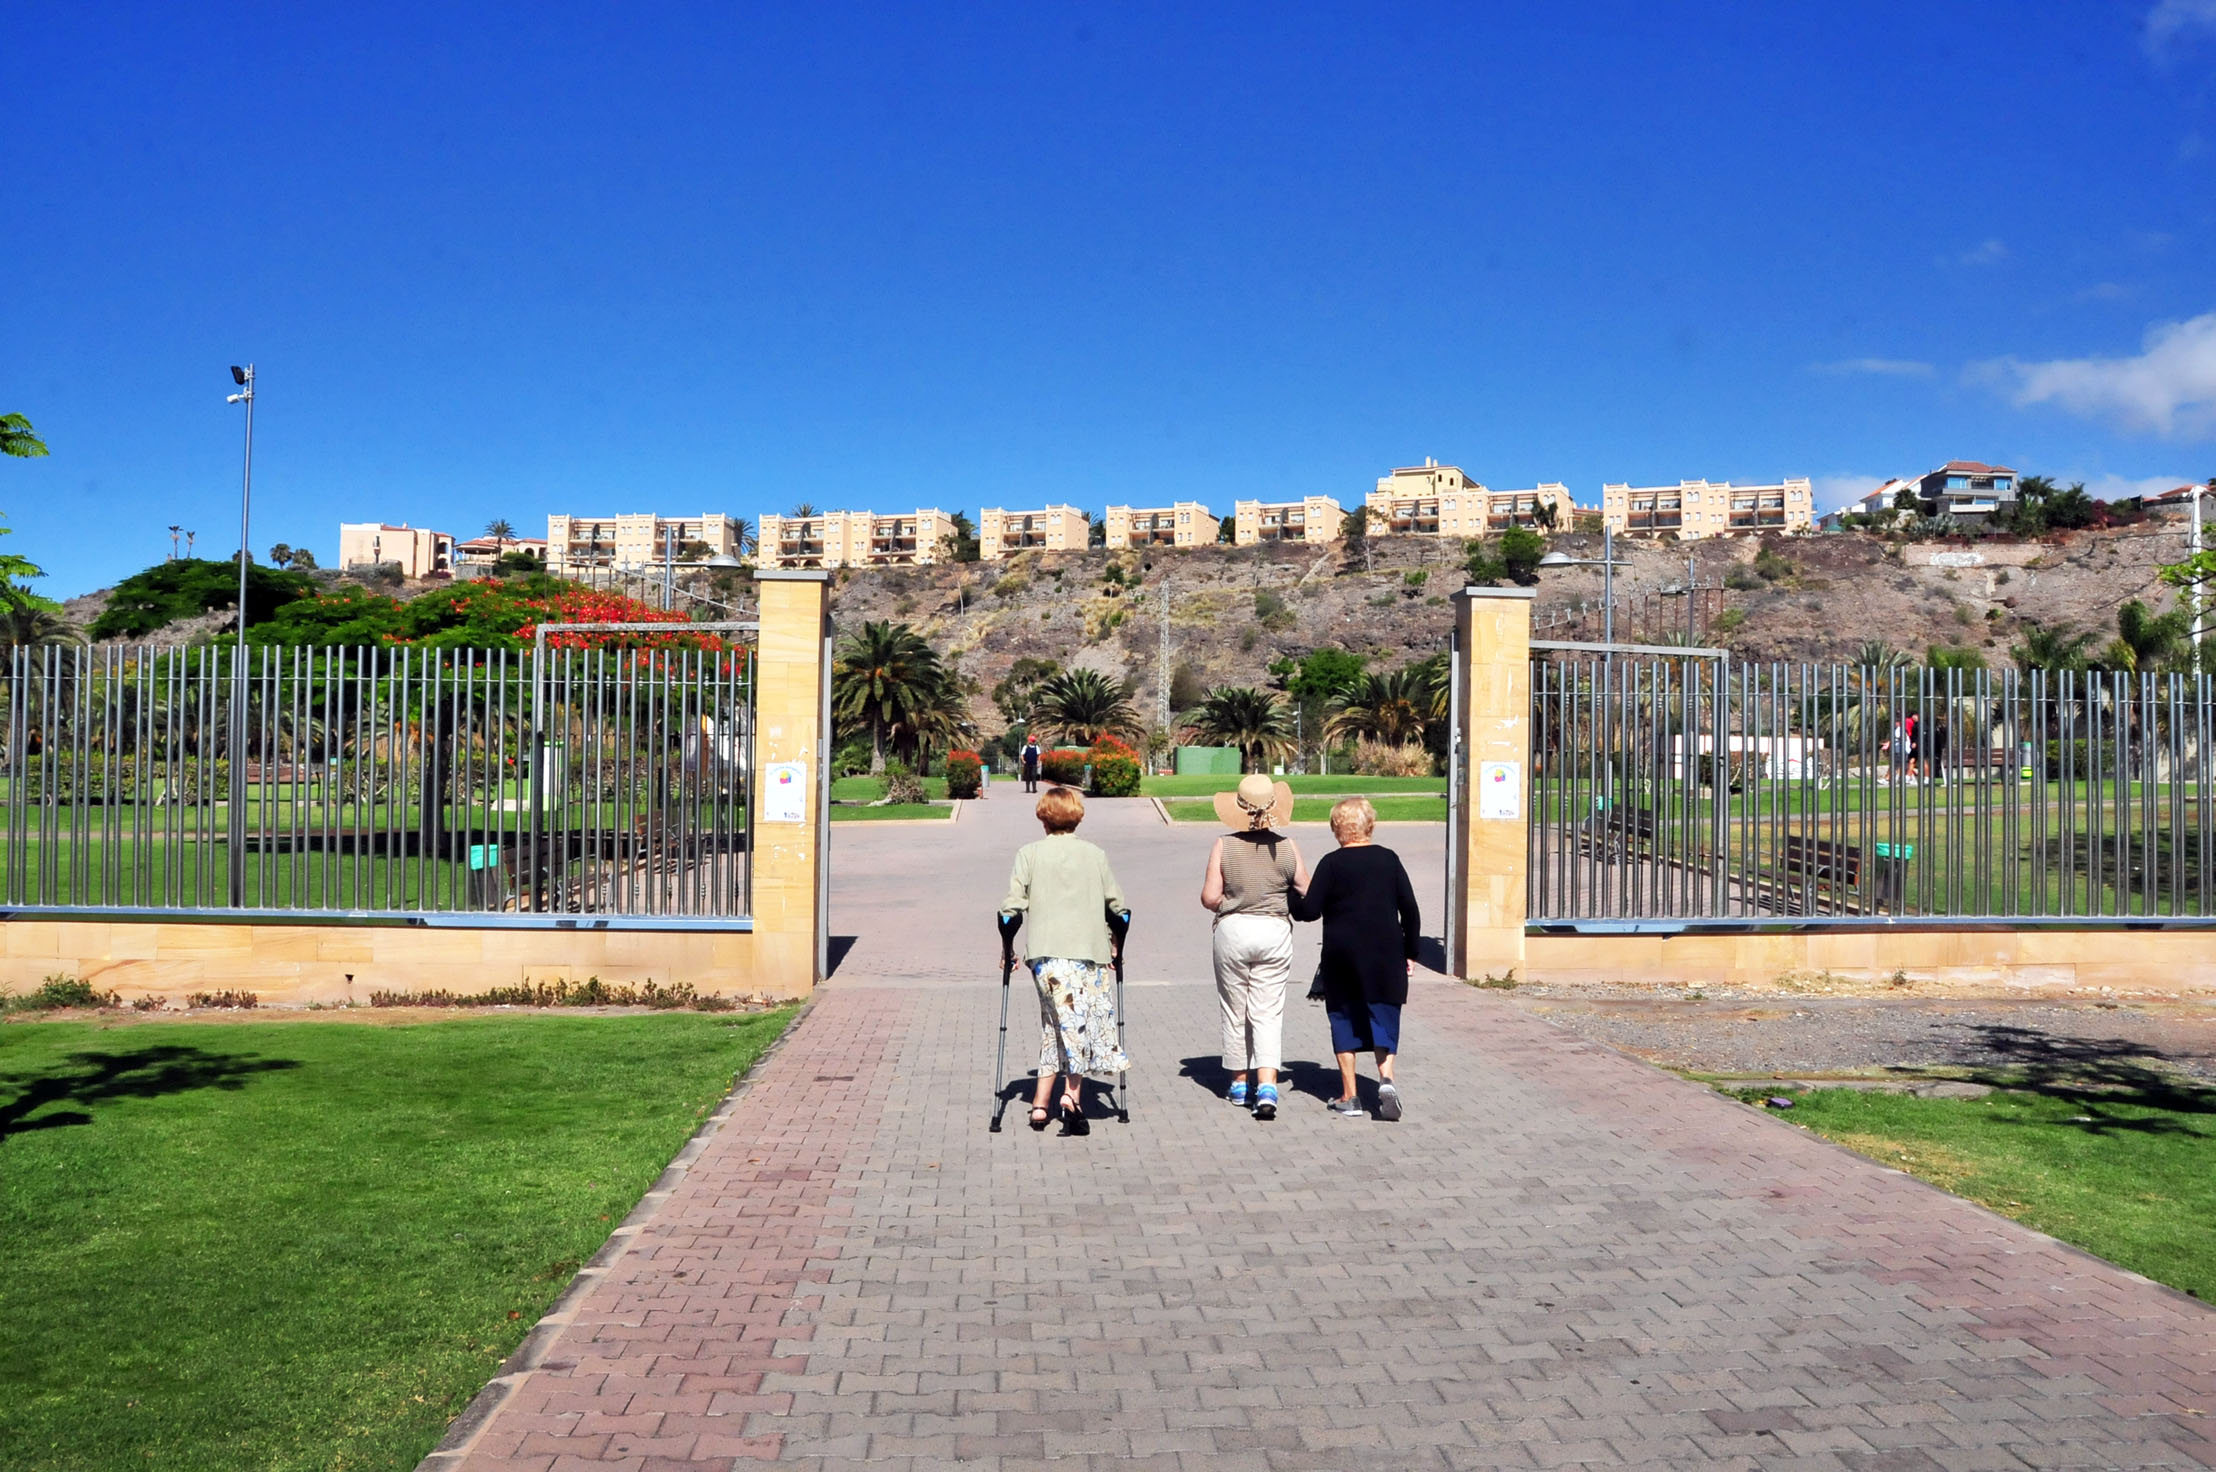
[[1000, 786, 1129, 1135], [1021, 738, 1042, 793], [1199, 774, 1308, 1122], [1290, 797, 1421, 1121]]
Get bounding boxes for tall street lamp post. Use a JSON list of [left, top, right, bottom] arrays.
[[225, 364, 255, 907], [1537, 523, 1631, 646]]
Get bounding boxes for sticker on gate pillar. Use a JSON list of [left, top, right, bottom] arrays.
[[763, 761, 808, 823], [1478, 761, 1521, 821]]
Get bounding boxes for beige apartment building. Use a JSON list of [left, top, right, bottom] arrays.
[[756, 510, 954, 569], [338, 523, 454, 579], [545, 513, 747, 574], [1103, 502, 1219, 550], [1601, 478, 1814, 538], [1365, 461, 1569, 538], [1234, 496, 1344, 546], [980, 505, 1088, 560]]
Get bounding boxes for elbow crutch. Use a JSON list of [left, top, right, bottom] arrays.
[[987, 911, 1021, 1132], [1106, 907, 1131, 1123]]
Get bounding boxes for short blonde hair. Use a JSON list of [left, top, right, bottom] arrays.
[[1036, 786, 1086, 833], [1328, 796, 1376, 840]]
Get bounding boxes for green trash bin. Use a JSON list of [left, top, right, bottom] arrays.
[[1872, 841, 1914, 912]]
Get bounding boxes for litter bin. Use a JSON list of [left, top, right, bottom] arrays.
[[1873, 841, 1913, 913], [467, 842, 506, 910]]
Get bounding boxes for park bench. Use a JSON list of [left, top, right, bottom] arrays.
[[1579, 804, 1659, 865], [1776, 834, 1862, 913]]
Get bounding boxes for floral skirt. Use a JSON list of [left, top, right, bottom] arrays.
[[1031, 956, 1130, 1079]]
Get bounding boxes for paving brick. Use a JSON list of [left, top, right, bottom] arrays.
[[435, 799, 2216, 1469]]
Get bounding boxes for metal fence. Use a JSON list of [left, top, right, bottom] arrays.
[[0, 644, 755, 922], [1530, 656, 2216, 925]]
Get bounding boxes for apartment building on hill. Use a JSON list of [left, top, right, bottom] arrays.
[[980, 505, 1088, 560], [545, 513, 747, 575], [1910, 462, 2017, 524], [1364, 462, 1568, 541], [338, 523, 454, 579], [1104, 502, 1220, 550], [1234, 495, 1344, 545], [1600, 478, 1813, 538], [756, 509, 955, 569]]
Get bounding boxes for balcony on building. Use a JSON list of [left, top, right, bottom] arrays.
[[1383, 499, 1441, 534]]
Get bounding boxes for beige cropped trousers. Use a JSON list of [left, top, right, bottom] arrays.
[[1213, 912, 1294, 1072]]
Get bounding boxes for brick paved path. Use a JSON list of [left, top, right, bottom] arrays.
[[432, 795, 2216, 1471]]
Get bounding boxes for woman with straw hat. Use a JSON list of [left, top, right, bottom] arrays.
[[1198, 773, 1309, 1121]]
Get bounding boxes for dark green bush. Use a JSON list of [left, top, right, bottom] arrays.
[[2044, 740, 2091, 780]]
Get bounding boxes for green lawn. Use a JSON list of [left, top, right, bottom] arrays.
[[829, 803, 953, 821], [1140, 774, 1445, 798], [1737, 1073, 2216, 1302], [1164, 794, 1448, 823], [831, 774, 950, 801], [0, 1009, 796, 1472]]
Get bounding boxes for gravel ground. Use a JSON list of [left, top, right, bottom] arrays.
[[1511, 988, 2216, 1085]]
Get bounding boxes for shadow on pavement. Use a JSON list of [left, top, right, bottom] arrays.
[[1178, 1054, 1349, 1108], [0, 1044, 302, 1144], [824, 935, 858, 977]]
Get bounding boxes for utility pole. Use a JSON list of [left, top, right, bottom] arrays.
[[1688, 552, 1698, 644], [2193, 484, 2206, 674], [224, 364, 256, 909], [663, 523, 676, 612]]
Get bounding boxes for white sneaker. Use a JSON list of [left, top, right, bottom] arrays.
[[1376, 1083, 1403, 1122]]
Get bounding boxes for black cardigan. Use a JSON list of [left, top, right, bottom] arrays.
[[1289, 844, 1421, 1008]]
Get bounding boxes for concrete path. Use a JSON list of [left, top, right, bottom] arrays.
[[432, 792, 2216, 1471]]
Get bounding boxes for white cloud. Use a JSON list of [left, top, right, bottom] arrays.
[[1809, 357, 1935, 377], [2146, 0, 2216, 52], [1812, 472, 1891, 516], [1958, 238, 2008, 267], [2084, 472, 2198, 500], [1978, 311, 2216, 438]]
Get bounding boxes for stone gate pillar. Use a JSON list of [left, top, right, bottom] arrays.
[[753, 570, 832, 994], [1450, 586, 1533, 981]]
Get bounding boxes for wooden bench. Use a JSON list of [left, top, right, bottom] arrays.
[[1771, 833, 1911, 914], [1580, 805, 1659, 865]]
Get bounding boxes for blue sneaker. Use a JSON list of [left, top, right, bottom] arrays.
[[1227, 1080, 1248, 1107], [1253, 1084, 1278, 1121]]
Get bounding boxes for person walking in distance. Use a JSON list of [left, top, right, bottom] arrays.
[[1291, 797, 1421, 1120], [1000, 786, 1129, 1135], [1021, 737, 1042, 794], [1199, 774, 1308, 1121]]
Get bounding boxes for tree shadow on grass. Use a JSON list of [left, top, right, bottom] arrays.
[[1937, 1025, 2216, 1138], [0, 1045, 302, 1144]]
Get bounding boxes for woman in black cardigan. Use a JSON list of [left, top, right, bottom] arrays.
[[1289, 796, 1422, 1121]]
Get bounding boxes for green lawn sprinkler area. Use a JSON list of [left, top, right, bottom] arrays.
[[0, 1008, 796, 1471], [1729, 1065, 2216, 1303]]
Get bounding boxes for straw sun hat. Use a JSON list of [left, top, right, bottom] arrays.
[[1211, 773, 1294, 832]]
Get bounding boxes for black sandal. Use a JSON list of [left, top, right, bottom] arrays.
[[1061, 1096, 1090, 1135], [1028, 1105, 1051, 1131]]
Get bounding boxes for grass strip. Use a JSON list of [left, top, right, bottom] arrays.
[[0, 1009, 796, 1471], [1165, 795, 1447, 823], [829, 802, 954, 821], [1740, 1074, 2216, 1302], [1140, 775, 1444, 797]]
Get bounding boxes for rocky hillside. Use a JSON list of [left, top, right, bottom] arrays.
[[824, 521, 2192, 735]]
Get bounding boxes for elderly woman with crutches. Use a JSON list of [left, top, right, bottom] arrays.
[[1000, 785, 1129, 1135]]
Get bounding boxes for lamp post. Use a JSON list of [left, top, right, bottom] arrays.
[[2192, 483, 2207, 674], [1537, 523, 1631, 646], [224, 364, 255, 907]]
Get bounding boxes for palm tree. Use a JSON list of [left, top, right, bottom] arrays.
[[0, 603, 81, 647], [1185, 686, 1296, 773], [1028, 669, 1142, 746], [1, 413, 49, 460], [2012, 622, 2095, 675], [484, 518, 517, 543], [1853, 639, 1906, 672], [831, 620, 948, 772], [2104, 598, 2190, 673], [1325, 667, 1431, 746], [729, 516, 757, 557], [787, 502, 820, 518]]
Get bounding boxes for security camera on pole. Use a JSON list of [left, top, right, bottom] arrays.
[[225, 364, 255, 907]]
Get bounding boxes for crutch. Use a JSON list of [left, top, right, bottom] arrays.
[[987, 911, 1022, 1132], [1106, 907, 1132, 1123]]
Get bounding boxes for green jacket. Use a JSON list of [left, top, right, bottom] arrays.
[[1001, 834, 1127, 965]]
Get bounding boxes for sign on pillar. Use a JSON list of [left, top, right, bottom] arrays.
[[753, 570, 832, 995], [1451, 587, 1534, 981]]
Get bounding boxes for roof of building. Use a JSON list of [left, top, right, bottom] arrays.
[[1936, 460, 2017, 475]]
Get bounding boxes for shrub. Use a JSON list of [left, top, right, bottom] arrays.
[[993, 574, 1028, 599], [2, 975, 121, 1013], [1087, 735, 1142, 796], [1752, 545, 1796, 583], [1253, 589, 1296, 631], [1041, 748, 1087, 785], [2044, 740, 2091, 780], [1351, 739, 1432, 777], [944, 749, 984, 799], [368, 977, 746, 1010], [186, 990, 259, 1010], [1724, 563, 1762, 591], [881, 760, 927, 805]]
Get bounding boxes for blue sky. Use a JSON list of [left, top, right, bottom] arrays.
[[5, 2, 2215, 598]]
